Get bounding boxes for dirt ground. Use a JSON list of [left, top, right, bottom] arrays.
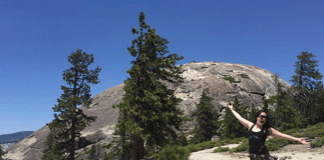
[[189, 144, 324, 160]]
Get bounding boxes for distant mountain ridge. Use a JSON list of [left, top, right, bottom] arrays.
[[0, 131, 34, 144]]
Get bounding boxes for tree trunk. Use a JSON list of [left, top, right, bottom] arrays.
[[71, 70, 78, 160], [70, 118, 76, 160], [132, 136, 144, 160]]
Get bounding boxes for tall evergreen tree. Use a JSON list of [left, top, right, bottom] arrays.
[[290, 51, 322, 125], [278, 89, 303, 130], [247, 103, 258, 123], [42, 123, 64, 160], [105, 102, 133, 160], [272, 73, 283, 128], [315, 83, 324, 122], [43, 49, 101, 160], [262, 99, 269, 111], [221, 97, 247, 139], [192, 89, 219, 143], [313, 82, 324, 123], [272, 74, 304, 130], [0, 145, 5, 160], [115, 12, 184, 160], [87, 144, 99, 160]]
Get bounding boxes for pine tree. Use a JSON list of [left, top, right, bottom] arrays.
[[42, 123, 64, 160], [272, 73, 283, 128], [247, 103, 258, 123], [43, 48, 101, 160], [105, 102, 133, 160], [192, 89, 219, 143], [87, 144, 99, 160], [0, 145, 5, 160], [279, 90, 302, 130], [273, 86, 302, 130], [221, 97, 247, 139], [115, 12, 184, 160], [290, 51, 323, 125], [262, 99, 269, 111], [313, 82, 324, 123]]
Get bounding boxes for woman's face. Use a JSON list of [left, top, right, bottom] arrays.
[[256, 112, 267, 126]]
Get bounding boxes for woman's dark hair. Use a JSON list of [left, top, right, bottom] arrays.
[[254, 110, 271, 136]]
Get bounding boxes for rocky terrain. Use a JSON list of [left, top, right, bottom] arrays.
[[190, 144, 323, 160], [5, 61, 291, 160]]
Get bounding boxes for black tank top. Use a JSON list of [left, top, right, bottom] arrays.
[[248, 124, 268, 154]]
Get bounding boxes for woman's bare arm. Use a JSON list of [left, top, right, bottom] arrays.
[[270, 128, 309, 145], [226, 103, 254, 129]]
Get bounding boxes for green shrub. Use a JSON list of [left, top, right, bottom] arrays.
[[224, 76, 235, 83], [265, 98, 276, 105], [214, 147, 229, 152], [157, 145, 190, 160], [184, 144, 201, 152], [230, 137, 246, 144], [182, 138, 247, 154], [184, 142, 213, 152], [240, 74, 250, 79], [229, 139, 249, 152], [101, 144, 110, 149], [265, 138, 288, 151], [199, 141, 219, 148], [310, 136, 324, 148], [283, 128, 301, 135], [184, 139, 227, 152]]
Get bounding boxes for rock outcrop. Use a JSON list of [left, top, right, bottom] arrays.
[[5, 62, 290, 160]]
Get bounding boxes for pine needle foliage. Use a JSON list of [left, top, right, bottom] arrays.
[[221, 97, 247, 139], [43, 49, 101, 160], [290, 51, 323, 126], [114, 12, 184, 160], [191, 89, 219, 143], [271, 82, 302, 130], [315, 82, 324, 123], [42, 126, 64, 160], [0, 145, 5, 160], [104, 102, 133, 160], [157, 145, 190, 160], [87, 144, 99, 160]]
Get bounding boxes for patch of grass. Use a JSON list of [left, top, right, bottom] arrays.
[[310, 136, 324, 148], [283, 123, 324, 139], [183, 122, 324, 154], [183, 137, 246, 153], [230, 137, 246, 144], [306, 123, 324, 137], [240, 74, 250, 79], [101, 144, 110, 149], [266, 98, 276, 105], [184, 141, 219, 152], [266, 138, 288, 151], [224, 76, 235, 83], [283, 127, 302, 135], [229, 138, 249, 152], [157, 145, 190, 160], [214, 147, 229, 152]]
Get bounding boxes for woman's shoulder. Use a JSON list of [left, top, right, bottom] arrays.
[[248, 123, 255, 130]]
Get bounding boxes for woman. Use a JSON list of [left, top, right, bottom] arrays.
[[226, 103, 309, 160]]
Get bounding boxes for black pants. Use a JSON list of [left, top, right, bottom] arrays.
[[249, 152, 277, 160]]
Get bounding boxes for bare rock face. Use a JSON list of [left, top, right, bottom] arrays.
[[5, 62, 290, 160]]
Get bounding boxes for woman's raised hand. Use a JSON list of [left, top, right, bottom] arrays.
[[226, 102, 234, 111], [299, 138, 310, 145]]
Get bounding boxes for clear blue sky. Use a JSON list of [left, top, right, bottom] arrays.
[[1, 0, 323, 135]]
